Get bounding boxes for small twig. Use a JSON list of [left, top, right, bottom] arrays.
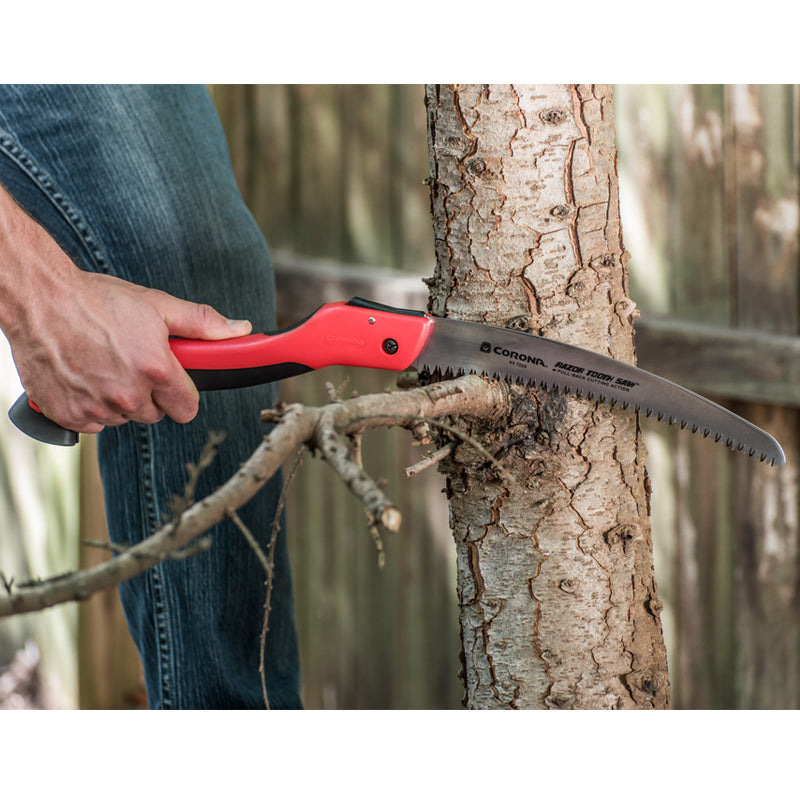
[[168, 537, 214, 560], [325, 377, 350, 403], [0, 572, 13, 594], [259, 446, 307, 710], [169, 431, 227, 516], [367, 523, 386, 570], [227, 508, 271, 576], [260, 403, 289, 425], [81, 540, 129, 554], [405, 443, 454, 477], [347, 412, 514, 485]]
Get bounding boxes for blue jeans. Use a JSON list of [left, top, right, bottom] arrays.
[[0, 85, 301, 708]]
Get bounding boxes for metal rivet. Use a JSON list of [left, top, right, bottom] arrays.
[[368, 316, 376, 325]]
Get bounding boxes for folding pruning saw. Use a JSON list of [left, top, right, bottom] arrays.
[[8, 297, 786, 465]]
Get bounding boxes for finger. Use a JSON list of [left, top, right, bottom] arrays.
[[73, 398, 164, 431], [74, 422, 106, 435], [150, 292, 252, 341], [106, 398, 165, 426], [127, 401, 166, 426], [150, 354, 201, 424]]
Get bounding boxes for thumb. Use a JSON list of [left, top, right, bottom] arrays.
[[152, 292, 252, 340]]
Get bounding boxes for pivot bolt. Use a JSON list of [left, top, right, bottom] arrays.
[[382, 338, 399, 355]]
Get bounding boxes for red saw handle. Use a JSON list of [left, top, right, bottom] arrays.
[[8, 298, 434, 446], [173, 298, 433, 389]]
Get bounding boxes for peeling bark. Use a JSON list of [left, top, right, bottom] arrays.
[[425, 84, 669, 709]]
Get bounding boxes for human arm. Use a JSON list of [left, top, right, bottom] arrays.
[[0, 182, 251, 434]]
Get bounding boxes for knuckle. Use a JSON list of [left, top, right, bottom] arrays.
[[107, 388, 143, 416], [195, 303, 226, 332], [192, 303, 216, 325], [61, 403, 104, 432], [143, 361, 173, 387]]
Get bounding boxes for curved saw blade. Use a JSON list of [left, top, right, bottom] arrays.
[[415, 317, 785, 466]]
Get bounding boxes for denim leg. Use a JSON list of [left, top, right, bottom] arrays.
[[0, 85, 301, 708]]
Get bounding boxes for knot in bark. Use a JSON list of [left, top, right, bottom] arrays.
[[466, 157, 487, 176], [625, 667, 669, 708], [539, 108, 568, 125], [550, 204, 574, 220], [545, 691, 575, 709], [604, 523, 637, 553]]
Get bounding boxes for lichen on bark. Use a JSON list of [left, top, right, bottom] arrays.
[[425, 84, 669, 709]]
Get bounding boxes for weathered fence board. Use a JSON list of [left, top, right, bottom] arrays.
[[617, 84, 800, 709], [727, 84, 800, 710]]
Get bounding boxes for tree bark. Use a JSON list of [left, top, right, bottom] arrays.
[[425, 84, 669, 709]]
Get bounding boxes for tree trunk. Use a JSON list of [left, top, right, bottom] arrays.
[[425, 84, 669, 709]]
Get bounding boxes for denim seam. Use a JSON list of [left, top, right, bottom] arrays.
[[136, 422, 176, 709], [0, 131, 110, 274]]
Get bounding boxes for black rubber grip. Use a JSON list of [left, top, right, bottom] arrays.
[[345, 297, 428, 317], [8, 393, 79, 446], [186, 362, 313, 391]]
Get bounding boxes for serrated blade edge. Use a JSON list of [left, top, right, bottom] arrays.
[[415, 318, 785, 467]]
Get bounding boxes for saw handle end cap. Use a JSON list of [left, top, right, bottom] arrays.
[[9, 393, 79, 446]]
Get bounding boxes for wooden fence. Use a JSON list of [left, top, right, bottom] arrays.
[[614, 85, 800, 709], [212, 84, 800, 709], [3, 85, 797, 709]]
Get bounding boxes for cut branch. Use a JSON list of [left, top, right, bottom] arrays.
[[0, 374, 505, 618], [315, 419, 401, 532]]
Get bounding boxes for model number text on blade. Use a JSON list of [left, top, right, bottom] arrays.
[[553, 361, 639, 391]]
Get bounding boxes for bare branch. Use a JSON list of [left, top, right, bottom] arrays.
[[315, 418, 402, 533], [0, 404, 315, 618], [405, 444, 454, 477], [0, 374, 505, 618]]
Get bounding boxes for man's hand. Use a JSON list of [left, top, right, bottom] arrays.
[[0, 184, 251, 434]]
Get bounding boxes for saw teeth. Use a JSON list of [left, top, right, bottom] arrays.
[[418, 360, 781, 465]]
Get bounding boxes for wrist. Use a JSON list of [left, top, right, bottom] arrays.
[[0, 183, 81, 337]]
